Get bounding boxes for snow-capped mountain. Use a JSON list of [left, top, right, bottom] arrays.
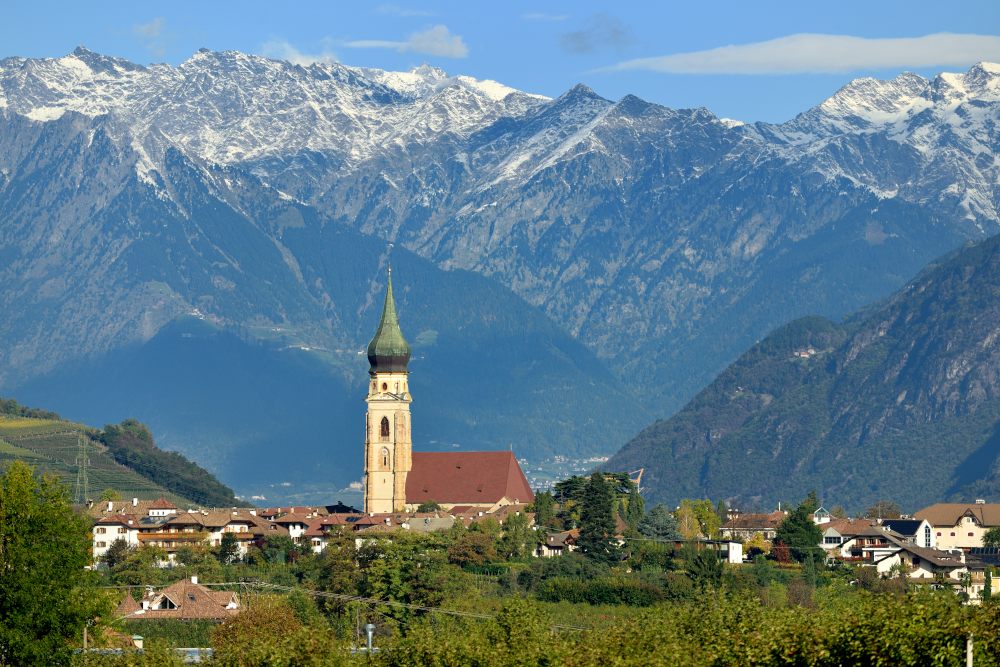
[[1, 48, 998, 493], [0, 47, 545, 168]]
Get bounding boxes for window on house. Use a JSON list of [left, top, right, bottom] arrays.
[[925, 526, 931, 547], [380, 416, 390, 439], [96, 527, 106, 534], [118, 527, 126, 534], [969, 532, 975, 537], [97, 541, 106, 548], [951, 532, 956, 537]]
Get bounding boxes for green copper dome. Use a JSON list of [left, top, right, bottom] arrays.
[[367, 269, 411, 373]]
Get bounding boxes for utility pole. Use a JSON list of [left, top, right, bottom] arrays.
[[74, 432, 89, 504]]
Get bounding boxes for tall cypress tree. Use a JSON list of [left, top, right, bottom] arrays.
[[578, 472, 619, 563], [624, 483, 645, 535]]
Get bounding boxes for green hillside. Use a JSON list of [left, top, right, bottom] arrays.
[[607, 233, 1000, 512], [0, 400, 239, 506]]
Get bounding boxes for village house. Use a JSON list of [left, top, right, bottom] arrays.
[[914, 501, 1000, 551], [873, 541, 967, 581], [535, 529, 579, 558], [116, 576, 239, 621], [834, 525, 908, 563], [92, 514, 141, 562], [720, 510, 786, 542]]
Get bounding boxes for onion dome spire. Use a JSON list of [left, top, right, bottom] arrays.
[[367, 267, 411, 373]]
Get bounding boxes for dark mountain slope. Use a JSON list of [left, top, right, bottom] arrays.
[[607, 234, 1000, 512], [13, 223, 646, 501]]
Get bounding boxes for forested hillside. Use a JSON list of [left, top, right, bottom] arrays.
[[608, 233, 1000, 511], [0, 399, 237, 506]]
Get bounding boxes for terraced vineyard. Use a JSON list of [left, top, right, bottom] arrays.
[[0, 416, 191, 505]]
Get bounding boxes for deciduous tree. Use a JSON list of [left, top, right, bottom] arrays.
[[0, 461, 112, 665]]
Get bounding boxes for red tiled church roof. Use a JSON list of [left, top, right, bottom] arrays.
[[406, 451, 534, 505]]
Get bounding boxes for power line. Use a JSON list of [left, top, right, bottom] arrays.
[[103, 579, 589, 631], [250, 581, 588, 631], [74, 432, 90, 504]]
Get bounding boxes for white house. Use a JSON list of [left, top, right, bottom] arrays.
[[92, 514, 140, 563], [915, 502, 1000, 551], [874, 542, 966, 581]]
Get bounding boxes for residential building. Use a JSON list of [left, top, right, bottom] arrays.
[[914, 502, 1000, 550], [116, 576, 239, 620], [92, 514, 140, 562], [720, 510, 786, 542]]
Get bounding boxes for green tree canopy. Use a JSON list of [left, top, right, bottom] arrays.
[[216, 531, 241, 565], [101, 537, 136, 569], [984, 526, 1000, 548], [531, 490, 557, 529], [0, 461, 112, 665], [578, 472, 619, 564], [416, 500, 441, 512], [774, 496, 824, 564], [638, 504, 681, 540], [675, 499, 722, 539]]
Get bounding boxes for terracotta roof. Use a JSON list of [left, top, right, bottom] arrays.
[[120, 579, 239, 620], [491, 504, 534, 523], [149, 498, 177, 509], [115, 595, 141, 617], [304, 515, 355, 537], [405, 451, 534, 505], [274, 513, 312, 525], [97, 514, 138, 527], [545, 529, 579, 548], [823, 518, 877, 537], [915, 503, 1000, 528]]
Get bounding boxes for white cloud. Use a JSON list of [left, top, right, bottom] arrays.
[[261, 39, 338, 66], [345, 25, 468, 58], [133, 18, 167, 57], [602, 33, 1000, 75]]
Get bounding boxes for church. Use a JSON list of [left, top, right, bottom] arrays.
[[363, 269, 534, 514]]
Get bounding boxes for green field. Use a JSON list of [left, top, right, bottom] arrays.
[[0, 416, 192, 505]]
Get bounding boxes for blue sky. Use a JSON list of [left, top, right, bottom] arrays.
[[4, 1, 1000, 122]]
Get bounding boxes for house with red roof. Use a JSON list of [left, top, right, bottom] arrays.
[[116, 576, 239, 621]]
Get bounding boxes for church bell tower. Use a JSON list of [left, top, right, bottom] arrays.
[[363, 268, 412, 514]]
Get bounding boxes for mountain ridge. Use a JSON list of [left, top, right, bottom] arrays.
[[1, 49, 998, 494], [605, 233, 1000, 511]]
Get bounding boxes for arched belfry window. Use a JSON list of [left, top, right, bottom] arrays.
[[381, 447, 390, 469], [380, 416, 390, 440]]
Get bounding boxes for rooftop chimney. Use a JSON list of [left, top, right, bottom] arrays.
[[132, 498, 138, 507], [107, 501, 114, 512], [976, 499, 986, 504], [191, 575, 198, 585]]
